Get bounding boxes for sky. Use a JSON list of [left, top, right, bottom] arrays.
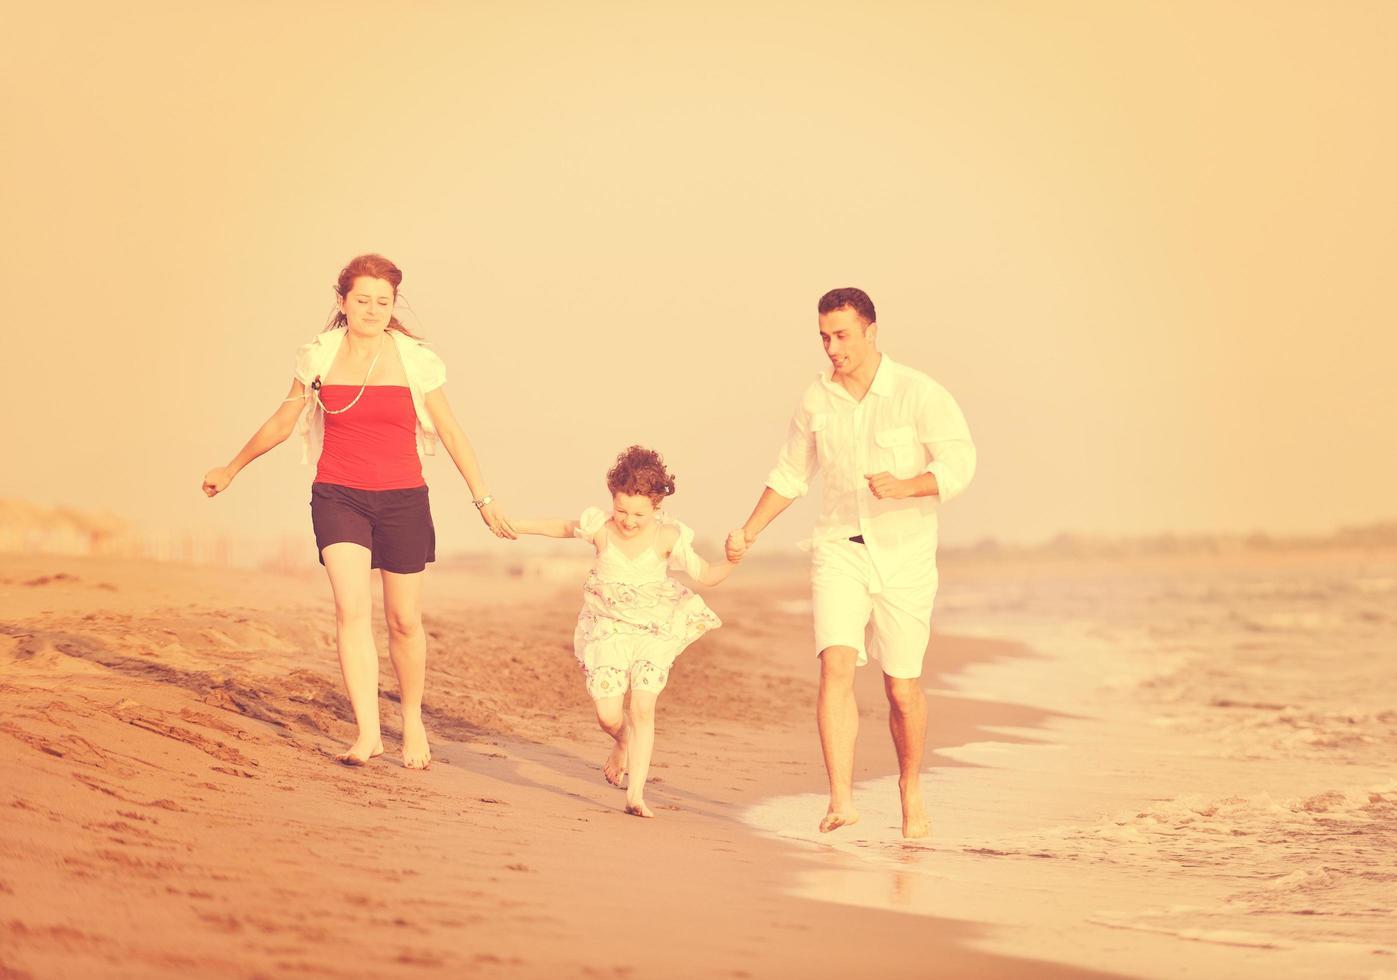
[[3, 1, 1394, 556]]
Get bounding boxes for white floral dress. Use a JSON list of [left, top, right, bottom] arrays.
[[572, 507, 721, 699]]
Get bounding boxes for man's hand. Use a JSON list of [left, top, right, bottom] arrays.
[[864, 472, 911, 500], [725, 529, 749, 563]]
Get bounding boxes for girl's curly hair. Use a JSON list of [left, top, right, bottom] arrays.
[[606, 446, 676, 505]]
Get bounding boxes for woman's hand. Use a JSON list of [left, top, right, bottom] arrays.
[[479, 500, 518, 539], [202, 467, 234, 498]]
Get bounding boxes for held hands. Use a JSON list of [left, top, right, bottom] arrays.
[[201, 467, 233, 498], [864, 472, 911, 500], [478, 500, 518, 540], [725, 529, 749, 563]]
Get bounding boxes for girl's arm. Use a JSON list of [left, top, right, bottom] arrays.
[[202, 381, 308, 497], [512, 518, 582, 539], [423, 387, 516, 539], [664, 526, 737, 587], [694, 552, 737, 588]]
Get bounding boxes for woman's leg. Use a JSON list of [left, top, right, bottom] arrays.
[[381, 569, 429, 769], [624, 689, 659, 818], [594, 693, 628, 786], [322, 542, 382, 764]]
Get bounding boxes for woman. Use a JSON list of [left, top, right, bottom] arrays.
[[202, 253, 514, 768]]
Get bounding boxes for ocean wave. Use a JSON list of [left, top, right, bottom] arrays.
[[1064, 784, 1397, 866], [1151, 704, 1397, 762]]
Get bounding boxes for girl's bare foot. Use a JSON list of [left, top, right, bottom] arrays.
[[818, 804, 860, 833], [337, 736, 385, 766], [603, 742, 628, 787], [401, 717, 431, 770], [624, 799, 655, 819]]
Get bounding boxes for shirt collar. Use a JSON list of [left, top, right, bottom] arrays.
[[819, 351, 896, 401], [868, 352, 896, 397]]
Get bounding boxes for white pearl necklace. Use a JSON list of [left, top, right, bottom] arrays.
[[316, 332, 386, 416]]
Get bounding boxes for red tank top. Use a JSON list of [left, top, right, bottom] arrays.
[[314, 385, 425, 490]]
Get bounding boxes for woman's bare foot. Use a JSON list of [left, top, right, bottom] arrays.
[[818, 804, 860, 833], [337, 735, 385, 767], [401, 717, 431, 770], [624, 799, 654, 818], [603, 742, 628, 787]]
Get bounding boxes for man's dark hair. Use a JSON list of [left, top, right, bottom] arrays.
[[817, 287, 876, 325]]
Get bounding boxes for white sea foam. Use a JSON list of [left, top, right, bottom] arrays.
[[745, 548, 1397, 979]]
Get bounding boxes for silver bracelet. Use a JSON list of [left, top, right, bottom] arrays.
[[473, 494, 494, 509]]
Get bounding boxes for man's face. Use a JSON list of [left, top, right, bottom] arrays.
[[819, 306, 876, 377]]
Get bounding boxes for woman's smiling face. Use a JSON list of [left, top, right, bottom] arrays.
[[339, 275, 395, 335]]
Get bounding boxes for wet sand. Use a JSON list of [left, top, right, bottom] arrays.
[[0, 553, 1118, 979]]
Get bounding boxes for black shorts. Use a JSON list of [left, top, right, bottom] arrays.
[[310, 483, 436, 574]]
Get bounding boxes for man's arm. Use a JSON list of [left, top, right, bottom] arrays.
[[864, 470, 940, 500], [866, 383, 976, 501], [727, 401, 817, 560], [740, 487, 796, 545]]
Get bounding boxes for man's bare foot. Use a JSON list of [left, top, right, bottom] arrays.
[[337, 736, 384, 767], [603, 742, 628, 787], [901, 789, 929, 839], [624, 799, 655, 818], [818, 805, 860, 833], [401, 717, 431, 770]]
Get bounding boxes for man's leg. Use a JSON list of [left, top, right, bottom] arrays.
[[884, 673, 929, 838], [871, 576, 936, 839], [811, 539, 875, 833], [817, 646, 861, 832]]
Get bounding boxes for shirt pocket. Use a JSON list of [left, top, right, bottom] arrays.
[[875, 425, 920, 477]]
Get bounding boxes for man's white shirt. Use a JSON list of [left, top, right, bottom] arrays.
[[765, 353, 976, 585]]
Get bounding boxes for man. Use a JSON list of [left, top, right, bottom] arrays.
[[725, 287, 975, 838]]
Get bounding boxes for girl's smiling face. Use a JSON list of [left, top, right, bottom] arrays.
[[611, 492, 658, 538]]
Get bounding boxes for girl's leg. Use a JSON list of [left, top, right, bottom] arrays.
[[381, 569, 429, 769], [322, 542, 382, 764], [594, 693, 628, 786], [624, 689, 659, 818]]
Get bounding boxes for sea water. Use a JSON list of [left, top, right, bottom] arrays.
[[744, 549, 1397, 979]]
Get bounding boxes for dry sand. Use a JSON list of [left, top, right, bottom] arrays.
[[0, 553, 1118, 979]]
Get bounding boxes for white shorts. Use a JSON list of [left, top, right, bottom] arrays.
[[810, 538, 938, 679]]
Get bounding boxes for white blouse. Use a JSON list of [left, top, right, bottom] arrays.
[[291, 327, 447, 465]]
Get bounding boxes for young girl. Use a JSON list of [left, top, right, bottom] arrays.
[[513, 446, 737, 818]]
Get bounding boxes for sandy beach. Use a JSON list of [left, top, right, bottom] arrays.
[[0, 551, 1118, 979]]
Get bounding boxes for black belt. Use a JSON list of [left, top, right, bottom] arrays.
[[849, 535, 865, 544]]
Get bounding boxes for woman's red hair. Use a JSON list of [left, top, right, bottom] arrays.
[[324, 253, 419, 337]]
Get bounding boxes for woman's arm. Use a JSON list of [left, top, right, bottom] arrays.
[[423, 387, 517, 538], [202, 381, 307, 497]]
